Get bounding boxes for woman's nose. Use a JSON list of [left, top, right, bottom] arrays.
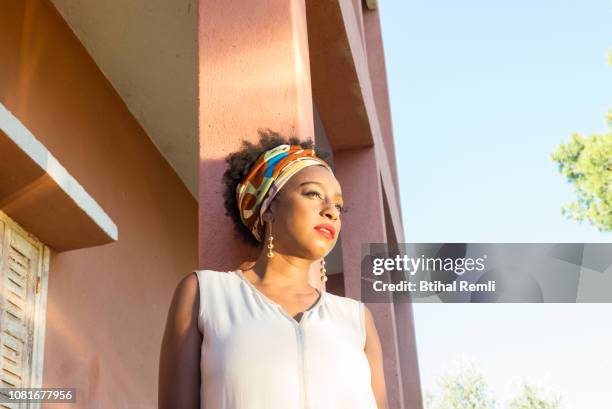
[[321, 201, 339, 220]]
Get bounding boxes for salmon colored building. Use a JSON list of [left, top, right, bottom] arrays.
[[0, 0, 422, 408]]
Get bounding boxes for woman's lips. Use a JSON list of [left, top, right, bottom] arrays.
[[314, 227, 334, 239]]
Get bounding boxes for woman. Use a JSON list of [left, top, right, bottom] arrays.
[[159, 131, 389, 409]]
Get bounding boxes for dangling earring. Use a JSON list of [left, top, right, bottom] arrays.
[[320, 258, 327, 282], [266, 220, 274, 258]]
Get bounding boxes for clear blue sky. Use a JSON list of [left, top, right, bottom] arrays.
[[378, 1, 611, 407]]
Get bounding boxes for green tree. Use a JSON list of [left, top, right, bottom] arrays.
[[424, 361, 496, 409], [507, 382, 562, 409], [551, 118, 612, 231], [550, 50, 612, 231]]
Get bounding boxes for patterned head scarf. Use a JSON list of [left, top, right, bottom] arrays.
[[236, 144, 334, 242]]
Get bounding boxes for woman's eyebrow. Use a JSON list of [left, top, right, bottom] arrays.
[[299, 181, 343, 199]]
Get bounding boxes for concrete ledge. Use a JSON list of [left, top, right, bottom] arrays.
[[307, 0, 373, 149], [0, 103, 118, 252]]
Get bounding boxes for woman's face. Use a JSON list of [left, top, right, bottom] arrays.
[[266, 165, 343, 260]]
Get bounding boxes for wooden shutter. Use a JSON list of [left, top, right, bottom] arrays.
[[0, 213, 45, 409]]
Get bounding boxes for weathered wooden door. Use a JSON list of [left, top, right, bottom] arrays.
[[0, 212, 49, 409]]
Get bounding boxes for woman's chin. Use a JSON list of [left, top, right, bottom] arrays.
[[306, 239, 334, 258]]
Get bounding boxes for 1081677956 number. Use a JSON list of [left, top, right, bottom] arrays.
[[0, 387, 76, 403]]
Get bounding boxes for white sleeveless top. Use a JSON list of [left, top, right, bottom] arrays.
[[195, 269, 378, 409]]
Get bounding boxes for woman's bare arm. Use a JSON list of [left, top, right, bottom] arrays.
[[158, 272, 202, 409], [364, 305, 390, 409]]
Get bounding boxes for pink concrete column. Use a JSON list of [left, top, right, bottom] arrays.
[[352, 0, 366, 45], [393, 300, 424, 409], [362, 8, 402, 212], [335, 147, 406, 409], [198, 0, 316, 275]]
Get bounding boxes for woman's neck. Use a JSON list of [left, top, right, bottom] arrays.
[[244, 252, 314, 292]]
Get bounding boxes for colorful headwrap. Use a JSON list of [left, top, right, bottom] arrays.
[[236, 144, 334, 242]]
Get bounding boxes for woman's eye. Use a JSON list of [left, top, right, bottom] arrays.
[[306, 191, 322, 198], [306, 191, 348, 214]]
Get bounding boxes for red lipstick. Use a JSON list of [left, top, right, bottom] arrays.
[[314, 224, 335, 239]]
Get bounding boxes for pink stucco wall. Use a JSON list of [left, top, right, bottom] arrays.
[[0, 0, 421, 408], [0, 1, 198, 407]]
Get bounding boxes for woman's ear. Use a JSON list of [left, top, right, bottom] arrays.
[[263, 211, 273, 223]]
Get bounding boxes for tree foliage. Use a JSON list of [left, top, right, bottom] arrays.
[[507, 382, 562, 409], [550, 49, 612, 231], [423, 362, 565, 409], [551, 118, 612, 231], [425, 361, 496, 409]]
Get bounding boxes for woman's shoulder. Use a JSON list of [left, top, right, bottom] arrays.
[[191, 270, 242, 329], [193, 268, 241, 281], [192, 269, 242, 293], [193, 268, 238, 276]]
